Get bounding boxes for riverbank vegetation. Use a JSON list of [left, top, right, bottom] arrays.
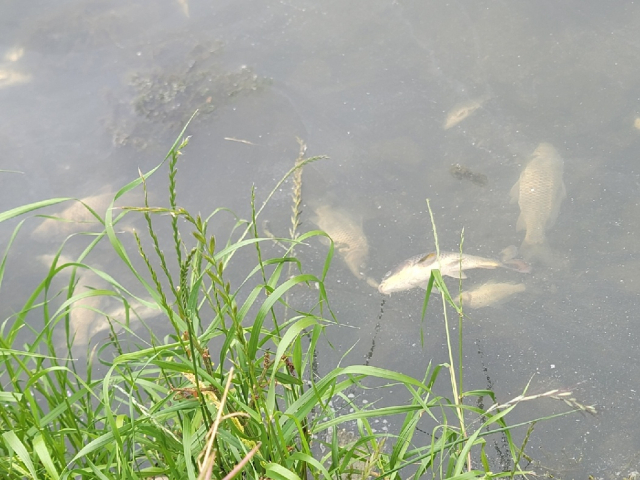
[[0, 126, 592, 479]]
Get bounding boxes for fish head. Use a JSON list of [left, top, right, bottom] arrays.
[[378, 253, 437, 294], [378, 266, 416, 294]]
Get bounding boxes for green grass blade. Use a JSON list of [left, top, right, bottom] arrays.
[[2, 431, 39, 479], [181, 415, 197, 480], [289, 452, 331, 478], [0, 198, 72, 223], [0, 218, 27, 292], [33, 433, 60, 480], [266, 315, 319, 414], [264, 463, 302, 480], [248, 274, 319, 360]]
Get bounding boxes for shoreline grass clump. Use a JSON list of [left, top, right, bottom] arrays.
[[0, 125, 594, 479]]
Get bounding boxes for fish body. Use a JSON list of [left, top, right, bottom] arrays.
[[177, 0, 189, 17], [312, 205, 373, 283], [510, 143, 566, 254], [4, 46, 24, 62], [32, 193, 113, 238], [500, 244, 518, 262], [459, 282, 526, 309], [0, 47, 29, 88], [443, 96, 488, 130], [0, 68, 31, 88], [32, 190, 141, 239], [378, 251, 528, 295]]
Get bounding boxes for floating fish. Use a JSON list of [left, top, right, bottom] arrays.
[[510, 143, 566, 260], [312, 205, 378, 287], [459, 282, 526, 309], [378, 251, 529, 295], [443, 96, 488, 130]]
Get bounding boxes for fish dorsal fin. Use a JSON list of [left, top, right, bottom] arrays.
[[418, 253, 437, 264]]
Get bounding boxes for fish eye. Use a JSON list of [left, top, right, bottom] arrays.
[[382, 270, 391, 278]]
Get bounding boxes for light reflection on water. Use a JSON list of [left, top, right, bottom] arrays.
[[1, 0, 640, 476]]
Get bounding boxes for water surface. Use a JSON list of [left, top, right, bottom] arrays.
[[2, 0, 640, 476]]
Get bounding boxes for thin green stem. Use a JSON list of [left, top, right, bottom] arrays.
[[426, 199, 469, 471]]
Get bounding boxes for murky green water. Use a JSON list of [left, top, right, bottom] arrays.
[[2, 0, 640, 476]]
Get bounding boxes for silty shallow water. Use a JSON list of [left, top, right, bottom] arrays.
[[1, 0, 640, 476]]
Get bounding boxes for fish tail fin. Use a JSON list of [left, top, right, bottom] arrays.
[[519, 241, 565, 268], [502, 258, 532, 273], [520, 243, 570, 269], [500, 244, 519, 262]]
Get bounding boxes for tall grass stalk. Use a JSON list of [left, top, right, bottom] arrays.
[[426, 198, 470, 471]]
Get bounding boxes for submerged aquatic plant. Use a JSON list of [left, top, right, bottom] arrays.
[[0, 123, 594, 479]]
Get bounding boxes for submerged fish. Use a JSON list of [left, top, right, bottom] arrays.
[[4, 46, 24, 62], [510, 143, 566, 259], [32, 193, 113, 239], [32, 190, 141, 239], [500, 244, 518, 263], [176, 0, 189, 17], [378, 251, 529, 295], [0, 68, 31, 88], [459, 282, 526, 309], [312, 205, 377, 286], [443, 96, 488, 130]]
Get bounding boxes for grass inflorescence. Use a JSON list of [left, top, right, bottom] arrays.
[[0, 125, 594, 480]]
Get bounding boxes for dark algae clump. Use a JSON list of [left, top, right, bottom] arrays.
[[450, 163, 488, 186]]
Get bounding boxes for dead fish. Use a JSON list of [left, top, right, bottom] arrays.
[[450, 164, 488, 186], [459, 282, 526, 309], [378, 251, 530, 295], [32, 190, 140, 239], [312, 205, 377, 286], [500, 244, 519, 263], [4, 46, 24, 62], [0, 68, 31, 88], [510, 143, 566, 259], [443, 96, 488, 130], [176, 0, 189, 17], [32, 192, 113, 238]]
